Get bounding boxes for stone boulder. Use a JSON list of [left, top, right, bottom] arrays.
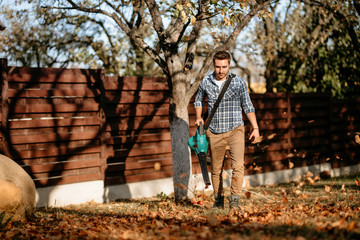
[[0, 154, 36, 221]]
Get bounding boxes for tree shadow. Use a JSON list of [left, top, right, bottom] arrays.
[[0, 62, 170, 206]]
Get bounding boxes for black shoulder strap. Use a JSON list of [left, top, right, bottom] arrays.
[[204, 73, 235, 130]]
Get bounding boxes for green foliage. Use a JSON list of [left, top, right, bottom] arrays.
[[156, 192, 170, 201], [254, 0, 360, 99]]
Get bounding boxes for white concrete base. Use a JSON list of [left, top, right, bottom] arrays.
[[36, 180, 104, 207], [332, 163, 360, 177], [245, 162, 333, 187], [103, 177, 174, 202], [35, 162, 360, 207]]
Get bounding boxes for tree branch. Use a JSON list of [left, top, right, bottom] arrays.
[[301, 0, 360, 53], [187, 0, 274, 98], [144, 0, 166, 41], [184, 0, 210, 73]]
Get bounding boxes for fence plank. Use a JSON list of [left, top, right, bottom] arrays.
[[1, 61, 359, 189]]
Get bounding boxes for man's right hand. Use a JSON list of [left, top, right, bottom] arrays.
[[195, 118, 204, 127]]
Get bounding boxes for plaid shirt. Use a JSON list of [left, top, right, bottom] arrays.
[[194, 71, 255, 134]]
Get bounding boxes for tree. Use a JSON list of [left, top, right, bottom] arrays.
[[0, 1, 162, 76], [17, 0, 271, 201], [252, 0, 359, 98]]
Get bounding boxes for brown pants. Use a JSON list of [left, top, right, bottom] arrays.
[[206, 125, 245, 196]]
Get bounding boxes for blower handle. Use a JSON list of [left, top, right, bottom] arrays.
[[198, 122, 205, 135]]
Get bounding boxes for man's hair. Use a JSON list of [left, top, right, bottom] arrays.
[[213, 51, 231, 63]]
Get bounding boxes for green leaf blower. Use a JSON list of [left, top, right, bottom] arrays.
[[188, 122, 211, 187]]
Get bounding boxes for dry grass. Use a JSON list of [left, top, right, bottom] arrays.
[[1, 174, 359, 239]]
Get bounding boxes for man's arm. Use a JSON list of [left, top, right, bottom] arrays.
[[246, 112, 260, 144], [195, 106, 204, 127]]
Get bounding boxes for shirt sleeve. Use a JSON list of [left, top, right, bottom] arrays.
[[194, 81, 205, 107], [239, 77, 255, 114]]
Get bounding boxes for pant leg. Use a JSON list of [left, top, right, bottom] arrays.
[[206, 129, 227, 196], [227, 125, 245, 196]]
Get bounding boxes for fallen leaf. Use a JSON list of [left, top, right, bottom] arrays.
[[355, 179, 360, 186], [289, 161, 294, 169], [348, 221, 357, 231], [154, 220, 164, 228], [245, 191, 251, 199], [293, 189, 301, 195], [306, 171, 314, 178], [174, 183, 188, 190], [154, 162, 161, 171], [325, 185, 332, 193], [287, 153, 295, 158], [267, 133, 276, 140], [355, 134, 360, 144], [307, 177, 315, 185], [254, 165, 262, 172]]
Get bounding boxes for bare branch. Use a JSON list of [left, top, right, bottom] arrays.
[[187, 0, 274, 98], [144, 0, 166, 41], [184, 0, 210, 72], [52, 1, 168, 75]]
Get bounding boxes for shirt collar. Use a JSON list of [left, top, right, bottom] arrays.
[[209, 71, 233, 84]]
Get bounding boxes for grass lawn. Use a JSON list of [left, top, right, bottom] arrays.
[[1, 174, 360, 239]]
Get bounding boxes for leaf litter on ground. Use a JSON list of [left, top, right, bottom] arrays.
[[1, 174, 360, 240]]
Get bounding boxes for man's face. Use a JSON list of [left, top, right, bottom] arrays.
[[214, 59, 230, 81]]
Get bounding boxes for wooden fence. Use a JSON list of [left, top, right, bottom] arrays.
[[0, 59, 359, 188]]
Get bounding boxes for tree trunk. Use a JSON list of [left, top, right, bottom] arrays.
[[169, 75, 194, 202]]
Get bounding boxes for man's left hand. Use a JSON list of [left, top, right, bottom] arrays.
[[249, 129, 262, 144]]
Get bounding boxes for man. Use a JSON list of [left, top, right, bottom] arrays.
[[194, 51, 260, 210]]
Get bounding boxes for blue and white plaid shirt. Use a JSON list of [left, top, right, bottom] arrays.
[[194, 71, 255, 134]]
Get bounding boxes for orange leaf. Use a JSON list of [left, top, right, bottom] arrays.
[[282, 196, 289, 203], [325, 185, 331, 193], [348, 221, 357, 231], [289, 161, 294, 169], [254, 165, 262, 172], [306, 171, 314, 178], [355, 178, 360, 186], [245, 191, 251, 199], [153, 162, 161, 171], [174, 183, 187, 190], [267, 133, 276, 140], [355, 134, 360, 144], [180, 173, 187, 178]]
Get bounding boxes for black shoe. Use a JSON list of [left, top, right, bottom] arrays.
[[213, 194, 224, 208], [229, 195, 240, 210]]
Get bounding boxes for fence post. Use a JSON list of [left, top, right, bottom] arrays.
[[0, 58, 9, 156]]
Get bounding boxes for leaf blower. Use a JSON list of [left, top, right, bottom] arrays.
[[188, 122, 211, 187]]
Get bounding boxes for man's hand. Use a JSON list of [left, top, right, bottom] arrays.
[[249, 128, 261, 144], [195, 118, 204, 127]]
